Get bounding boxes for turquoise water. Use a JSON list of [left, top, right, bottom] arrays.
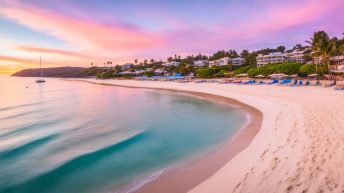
[[0, 75, 247, 193]]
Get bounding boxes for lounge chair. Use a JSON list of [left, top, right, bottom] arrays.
[[324, 81, 335, 87], [334, 84, 344, 90], [298, 80, 303, 86], [267, 79, 278, 85]]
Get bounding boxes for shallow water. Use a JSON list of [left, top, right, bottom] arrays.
[[0, 75, 247, 193]]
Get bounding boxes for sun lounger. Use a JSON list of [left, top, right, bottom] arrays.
[[335, 85, 344, 90], [324, 81, 335, 87], [267, 79, 278, 85]]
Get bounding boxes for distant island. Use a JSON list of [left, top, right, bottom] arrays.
[[12, 66, 99, 78]]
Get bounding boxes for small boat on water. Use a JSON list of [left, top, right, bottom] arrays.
[[36, 56, 46, 83]]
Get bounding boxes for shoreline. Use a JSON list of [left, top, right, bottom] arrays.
[[69, 79, 262, 193]]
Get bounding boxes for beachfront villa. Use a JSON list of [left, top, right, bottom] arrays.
[[162, 61, 180, 67], [154, 68, 166, 75], [256, 52, 288, 67], [330, 55, 344, 74], [193, 60, 209, 67], [231, 57, 245, 66], [209, 57, 230, 67], [287, 49, 306, 64], [122, 63, 134, 70], [209, 57, 244, 67]]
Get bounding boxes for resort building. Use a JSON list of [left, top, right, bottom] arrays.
[[256, 52, 288, 67], [162, 61, 180, 67], [154, 68, 166, 74], [209, 60, 217, 67], [218, 57, 230, 66], [122, 63, 134, 70], [287, 49, 306, 64], [330, 55, 344, 73], [209, 57, 230, 67], [193, 60, 209, 67], [230, 57, 245, 66]]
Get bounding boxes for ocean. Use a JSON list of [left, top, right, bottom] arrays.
[[0, 75, 247, 193]]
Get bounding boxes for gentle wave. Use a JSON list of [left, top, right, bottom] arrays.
[[0, 134, 58, 160], [121, 170, 165, 193], [0, 130, 151, 193]]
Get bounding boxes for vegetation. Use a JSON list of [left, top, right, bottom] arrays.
[[306, 31, 344, 75], [247, 62, 302, 77], [12, 67, 91, 78], [13, 31, 344, 79]]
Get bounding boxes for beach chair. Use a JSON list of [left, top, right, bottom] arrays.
[[267, 79, 278, 85], [298, 80, 303, 86], [335, 85, 344, 90]]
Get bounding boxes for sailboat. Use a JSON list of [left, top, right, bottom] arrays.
[[36, 56, 46, 83]]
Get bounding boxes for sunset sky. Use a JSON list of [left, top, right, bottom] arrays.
[[0, 0, 343, 73]]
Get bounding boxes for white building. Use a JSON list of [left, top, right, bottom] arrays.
[[209, 57, 230, 67], [256, 52, 288, 67], [154, 68, 166, 74], [209, 61, 217, 67], [218, 57, 230, 66], [122, 63, 134, 70], [162, 61, 180, 67], [287, 49, 306, 63], [193, 60, 209, 67], [230, 57, 245, 66], [330, 56, 344, 73]]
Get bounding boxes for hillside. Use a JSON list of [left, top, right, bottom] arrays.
[[12, 66, 98, 78]]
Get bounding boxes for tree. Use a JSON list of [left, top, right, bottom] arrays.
[[293, 44, 303, 50], [134, 59, 138, 65], [276, 45, 286, 53], [306, 31, 336, 76], [240, 50, 249, 58]]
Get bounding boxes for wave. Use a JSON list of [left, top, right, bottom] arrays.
[[120, 170, 165, 193], [0, 101, 43, 112], [0, 109, 41, 121], [0, 130, 151, 193], [0, 134, 58, 160]]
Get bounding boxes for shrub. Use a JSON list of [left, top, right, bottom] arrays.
[[196, 68, 212, 78], [298, 64, 316, 77]]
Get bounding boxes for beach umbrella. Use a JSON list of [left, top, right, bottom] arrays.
[[255, 74, 265, 78], [290, 74, 298, 78], [308, 73, 317, 77], [267, 73, 277, 77], [236, 73, 248, 77]]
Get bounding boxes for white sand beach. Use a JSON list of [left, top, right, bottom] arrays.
[[78, 79, 344, 193]]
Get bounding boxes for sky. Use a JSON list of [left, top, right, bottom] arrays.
[[0, 0, 343, 73]]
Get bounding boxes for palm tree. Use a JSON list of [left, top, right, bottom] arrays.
[[134, 59, 138, 65], [306, 31, 336, 78]]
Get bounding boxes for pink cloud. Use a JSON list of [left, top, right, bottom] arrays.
[[15, 46, 89, 59], [0, 4, 162, 52], [0, 0, 343, 68]]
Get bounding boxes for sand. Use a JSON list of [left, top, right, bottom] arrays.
[[76, 79, 344, 193]]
